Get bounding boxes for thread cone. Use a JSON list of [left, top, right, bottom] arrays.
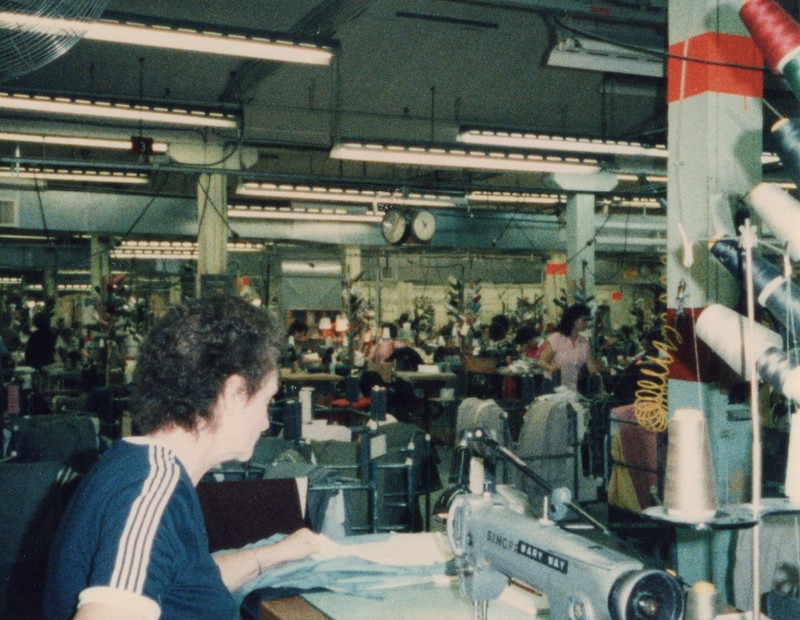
[[663, 408, 718, 522]]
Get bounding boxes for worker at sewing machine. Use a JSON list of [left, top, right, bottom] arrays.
[[44, 295, 321, 620]]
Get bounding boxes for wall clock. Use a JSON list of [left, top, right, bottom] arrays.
[[381, 209, 410, 245]]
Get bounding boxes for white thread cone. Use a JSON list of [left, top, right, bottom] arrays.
[[746, 183, 800, 261], [299, 386, 314, 424], [785, 412, 800, 502], [696, 304, 782, 379], [664, 408, 718, 522]]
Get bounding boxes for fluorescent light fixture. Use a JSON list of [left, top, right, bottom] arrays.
[[598, 196, 663, 209], [0, 276, 22, 284], [762, 152, 780, 165], [228, 241, 265, 253], [330, 141, 601, 174], [616, 173, 667, 184], [0, 166, 148, 185], [235, 182, 457, 207], [0, 131, 168, 153], [0, 233, 50, 241], [228, 204, 384, 223], [547, 37, 664, 78], [597, 235, 666, 247], [112, 239, 264, 259], [112, 249, 195, 260], [466, 190, 564, 205], [0, 91, 237, 128], [58, 283, 92, 292], [283, 261, 342, 276], [459, 129, 668, 159], [0, 11, 335, 64]]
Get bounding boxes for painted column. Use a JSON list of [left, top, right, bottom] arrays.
[[565, 192, 596, 303], [168, 141, 258, 297], [43, 269, 57, 303], [196, 171, 228, 297], [545, 171, 617, 317], [666, 0, 763, 600], [90, 235, 112, 321], [543, 253, 567, 326]]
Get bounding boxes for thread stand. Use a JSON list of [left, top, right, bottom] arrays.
[[640, 220, 800, 619]]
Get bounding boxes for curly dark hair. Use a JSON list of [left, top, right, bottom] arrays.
[[556, 303, 591, 337], [131, 295, 284, 434]]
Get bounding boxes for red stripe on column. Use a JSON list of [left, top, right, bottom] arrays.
[[667, 32, 764, 103]]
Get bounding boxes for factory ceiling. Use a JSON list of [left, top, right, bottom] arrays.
[[0, 0, 793, 279]]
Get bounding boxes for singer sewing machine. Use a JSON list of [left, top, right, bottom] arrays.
[[447, 492, 684, 620]]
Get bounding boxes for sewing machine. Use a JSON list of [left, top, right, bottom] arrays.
[[447, 492, 684, 620]]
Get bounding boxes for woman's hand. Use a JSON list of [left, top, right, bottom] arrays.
[[266, 528, 322, 566], [216, 528, 324, 591]]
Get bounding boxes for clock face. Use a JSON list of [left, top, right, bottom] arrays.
[[411, 210, 436, 242], [381, 209, 409, 245]]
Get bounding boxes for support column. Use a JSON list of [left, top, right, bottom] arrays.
[[43, 269, 57, 303], [343, 246, 362, 363], [544, 171, 615, 322], [168, 141, 258, 298], [543, 253, 568, 325], [666, 1, 763, 601], [343, 246, 362, 287], [565, 193, 596, 303], [196, 172, 228, 297], [90, 235, 112, 320]]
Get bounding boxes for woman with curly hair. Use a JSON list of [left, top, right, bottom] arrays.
[[44, 295, 320, 620]]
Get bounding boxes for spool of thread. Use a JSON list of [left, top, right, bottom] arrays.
[[696, 304, 800, 401], [370, 385, 387, 421], [282, 399, 302, 441], [785, 412, 800, 502], [663, 408, 718, 522], [469, 456, 485, 494], [6, 383, 20, 415], [685, 581, 719, 620], [695, 304, 782, 379], [520, 374, 536, 405], [299, 386, 314, 424], [745, 183, 800, 260], [772, 118, 800, 188], [739, 0, 800, 73], [710, 237, 800, 336], [782, 55, 800, 102]]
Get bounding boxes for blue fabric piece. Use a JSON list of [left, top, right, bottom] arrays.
[[223, 534, 447, 612]]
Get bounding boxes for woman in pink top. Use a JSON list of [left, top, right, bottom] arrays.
[[369, 323, 397, 363], [538, 303, 604, 392]]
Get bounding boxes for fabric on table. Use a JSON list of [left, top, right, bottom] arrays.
[[225, 532, 451, 613]]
